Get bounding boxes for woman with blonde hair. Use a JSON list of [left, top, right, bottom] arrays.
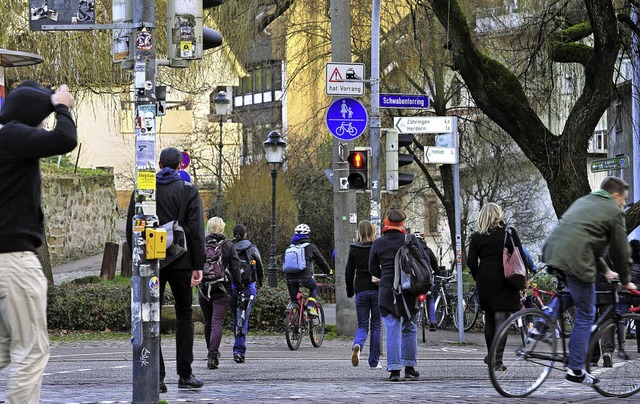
[[345, 220, 382, 369], [467, 202, 525, 371]]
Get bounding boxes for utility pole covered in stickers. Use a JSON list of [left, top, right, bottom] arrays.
[[130, 1, 164, 402]]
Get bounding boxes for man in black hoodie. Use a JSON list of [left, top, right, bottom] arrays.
[[0, 80, 76, 403], [126, 147, 205, 393]]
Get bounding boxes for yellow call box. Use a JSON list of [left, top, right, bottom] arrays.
[[145, 228, 167, 259]]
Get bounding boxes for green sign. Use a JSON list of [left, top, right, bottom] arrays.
[[590, 156, 630, 173]]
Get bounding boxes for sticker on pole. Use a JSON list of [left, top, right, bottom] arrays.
[[325, 98, 368, 141]]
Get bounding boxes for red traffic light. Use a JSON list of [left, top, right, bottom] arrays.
[[348, 151, 367, 169]]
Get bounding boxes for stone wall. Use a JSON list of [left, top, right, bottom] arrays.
[[42, 174, 117, 266]]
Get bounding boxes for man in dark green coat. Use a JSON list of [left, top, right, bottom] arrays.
[[542, 176, 637, 386]]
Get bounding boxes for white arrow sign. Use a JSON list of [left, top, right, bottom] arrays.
[[394, 116, 453, 134], [425, 146, 458, 164]]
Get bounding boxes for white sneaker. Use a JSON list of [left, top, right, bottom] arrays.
[[566, 369, 600, 385], [351, 345, 360, 367], [370, 364, 383, 370]]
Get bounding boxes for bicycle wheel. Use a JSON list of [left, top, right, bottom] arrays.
[[285, 303, 303, 351], [488, 308, 557, 398], [309, 302, 325, 347], [587, 313, 640, 397], [434, 294, 447, 328], [419, 304, 428, 343], [453, 294, 480, 331]]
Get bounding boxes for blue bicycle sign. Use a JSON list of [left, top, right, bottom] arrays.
[[326, 98, 368, 140]]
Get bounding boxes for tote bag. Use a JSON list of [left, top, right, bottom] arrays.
[[503, 227, 527, 290]]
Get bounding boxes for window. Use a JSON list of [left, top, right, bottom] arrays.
[[234, 60, 283, 107]]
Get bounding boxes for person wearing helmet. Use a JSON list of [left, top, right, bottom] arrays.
[[413, 232, 440, 331], [285, 224, 332, 316]]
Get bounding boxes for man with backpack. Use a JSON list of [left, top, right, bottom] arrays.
[[230, 224, 264, 363], [126, 147, 205, 393], [283, 224, 332, 316]]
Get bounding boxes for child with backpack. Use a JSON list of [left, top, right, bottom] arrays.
[[230, 224, 264, 363], [197, 217, 241, 370], [283, 224, 332, 316]]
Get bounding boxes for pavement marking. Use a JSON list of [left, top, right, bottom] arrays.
[[43, 368, 92, 376]]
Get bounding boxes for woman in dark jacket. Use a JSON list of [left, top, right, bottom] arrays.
[[345, 220, 381, 369], [370, 208, 424, 381], [467, 202, 524, 371], [198, 217, 241, 370]]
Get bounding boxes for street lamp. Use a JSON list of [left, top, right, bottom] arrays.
[[263, 130, 287, 288], [214, 90, 230, 217]]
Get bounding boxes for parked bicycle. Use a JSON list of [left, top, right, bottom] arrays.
[[523, 276, 575, 337], [432, 274, 480, 331], [284, 285, 326, 351], [488, 271, 640, 398]]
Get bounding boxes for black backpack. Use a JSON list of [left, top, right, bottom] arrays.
[[393, 234, 433, 319], [235, 243, 257, 286]]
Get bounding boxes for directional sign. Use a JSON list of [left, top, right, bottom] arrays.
[[326, 98, 368, 140], [425, 147, 458, 164], [394, 116, 453, 134], [380, 94, 429, 109], [326, 63, 365, 96], [590, 155, 630, 173]]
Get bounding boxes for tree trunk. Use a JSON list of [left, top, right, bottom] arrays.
[[121, 241, 132, 277], [37, 244, 53, 285], [100, 242, 119, 280]]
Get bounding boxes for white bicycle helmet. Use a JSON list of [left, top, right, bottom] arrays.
[[294, 223, 311, 235]]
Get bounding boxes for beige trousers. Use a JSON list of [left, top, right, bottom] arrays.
[[0, 251, 50, 404]]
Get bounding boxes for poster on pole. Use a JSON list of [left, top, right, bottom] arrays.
[[29, 0, 96, 31]]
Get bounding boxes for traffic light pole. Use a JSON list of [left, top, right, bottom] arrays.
[[330, 0, 358, 336], [131, 0, 161, 402], [370, 0, 382, 233]]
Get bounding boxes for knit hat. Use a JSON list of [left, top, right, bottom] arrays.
[[0, 80, 54, 127], [159, 147, 181, 169]]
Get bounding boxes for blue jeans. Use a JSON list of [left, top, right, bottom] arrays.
[[230, 283, 257, 356], [353, 290, 382, 367], [427, 295, 436, 323], [543, 275, 595, 371], [382, 312, 417, 371]]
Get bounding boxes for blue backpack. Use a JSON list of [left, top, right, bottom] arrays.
[[282, 243, 309, 273]]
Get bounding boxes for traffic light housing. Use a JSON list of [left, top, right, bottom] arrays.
[[347, 148, 369, 190], [386, 131, 414, 191], [167, 0, 224, 68]]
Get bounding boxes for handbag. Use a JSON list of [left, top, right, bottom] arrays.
[[503, 227, 527, 290]]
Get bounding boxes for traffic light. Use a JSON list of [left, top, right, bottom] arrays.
[[347, 148, 369, 190], [167, 0, 224, 68], [386, 131, 415, 191]]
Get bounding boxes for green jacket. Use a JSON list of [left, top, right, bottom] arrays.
[[542, 190, 631, 284]]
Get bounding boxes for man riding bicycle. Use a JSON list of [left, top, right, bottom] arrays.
[[284, 224, 332, 316], [541, 176, 637, 386]]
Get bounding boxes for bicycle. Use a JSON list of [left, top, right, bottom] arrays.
[[415, 293, 431, 343], [488, 270, 640, 398], [523, 277, 575, 337], [432, 274, 479, 331], [284, 287, 325, 351]]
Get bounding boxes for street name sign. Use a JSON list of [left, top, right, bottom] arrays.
[[590, 155, 630, 173], [380, 94, 429, 109], [425, 146, 458, 164], [326, 98, 368, 140], [326, 62, 365, 96], [394, 116, 453, 134]]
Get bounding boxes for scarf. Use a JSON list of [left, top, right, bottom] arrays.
[[291, 234, 310, 244], [381, 218, 406, 234]]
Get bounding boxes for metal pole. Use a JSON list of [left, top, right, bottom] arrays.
[[216, 115, 223, 216], [330, 0, 357, 336], [132, 0, 160, 402], [370, 0, 382, 232], [632, 4, 640, 239], [268, 169, 278, 287], [452, 117, 464, 343]]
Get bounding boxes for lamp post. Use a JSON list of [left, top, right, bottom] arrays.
[[214, 90, 230, 217], [263, 130, 287, 288]]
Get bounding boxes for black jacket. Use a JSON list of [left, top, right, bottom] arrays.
[[345, 242, 377, 297], [369, 231, 426, 317], [0, 105, 77, 253], [284, 238, 331, 280], [233, 238, 264, 286], [126, 172, 205, 271], [467, 225, 523, 312]]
